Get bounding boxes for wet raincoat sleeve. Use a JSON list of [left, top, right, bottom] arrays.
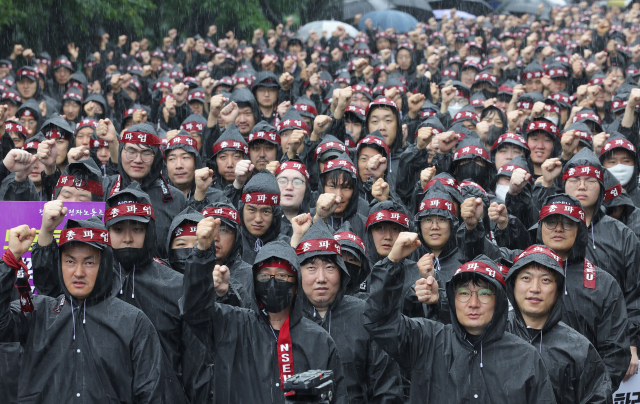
[[40, 166, 61, 202], [365, 337, 404, 404], [31, 240, 65, 297], [0, 173, 40, 201], [492, 215, 532, 251], [574, 338, 614, 404], [463, 222, 521, 263], [505, 187, 540, 230], [363, 257, 444, 372], [0, 261, 31, 343], [396, 144, 430, 207]]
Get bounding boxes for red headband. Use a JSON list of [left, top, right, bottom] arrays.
[[17, 69, 38, 79], [55, 175, 103, 197], [423, 177, 462, 194], [46, 129, 71, 140], [544, 104, 560, 114], [180, 122, 205, 133], [91, 139, 108, 148], [333, 232, 367, 255], [5, 122, 27, 136], [314, 141, 346, 161], [212, 139, 249, 155], [562, 165, 603, 182], [167, 135, 198, 150], [276, 161, 310, 181], [453, 145, 489, 161], [255, 258, 296, 274], [460, 180, 486, 194], [2, 91, 22, 103], [526, 120, 559, 137], [59, 227, 111, 246], [572, 112, 601, 125], [602, 138, 636, 155], [295, 238, 342, 256], [498, 164, 531, 179], [366, 210, 410, 229], [152, 81, 173, 91], [523, 71, 543, 80], [105, 203, 155, 222], [173, 224, 198, 238], [248, 130, 281, 145], [121, 131, 162, 147], [539, 203, 586, 224], [187, 91, 205, 102], [22, 140, 40, 150], [419, 198, 456, 215], [453, 260, 505, 287], [242, 192, 280, 206], [611, 100, 628, 111], [277, 118, 309, 133], [491, 133, 528, 151], [322, 159, 357, 176], [514, 245, 563, 269], [358, 135, 390, 157], [605, 183, 623, 201], [516, 101, 534, 110], [293, 103, 318, 116], [452, 110, 480, 123], [346, 104, 365, 116], [202, 206, 241, 226]]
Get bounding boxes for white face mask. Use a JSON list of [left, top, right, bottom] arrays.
[[495, 184, 510, 202], [466, 56, 481, 63], [608, 164, 635, 186], [449, 103, 463, 116], [545, 115, 559, 125]]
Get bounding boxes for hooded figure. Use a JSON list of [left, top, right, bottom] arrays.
[[16, 99, 45, 137], [355, 131, 397, 203], [505, 245, 613, 404], [229, 87, 261, 138], [9, 216, 186, 403], [206, 123, 249, 192], [232, 170, 289, 265], [364, 97, 404, 176], [333, 221, 370, 297], [295, 219, 404, 403], [315, 152, 367, 234], [181, 238, 348, 404], [274, 160, 315, 236], [107, 123, 187, 258], [598, 131, 640, 207], [364, 253, 557, 403], [602, 168, 640, 240], [463, 193, 631, 389], [451, 134, 495, 192], [166, 206, 205, 274]]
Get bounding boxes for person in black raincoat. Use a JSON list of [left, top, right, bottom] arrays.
[[291, 217, 404, 404], [602, 169, 640, 240], [333, 222, 371, 297], [354, 131, 398, 204], [363, 96, 404, 176], [505, 244, 613, 404], [364, 231, 557, 403], [462, 192, 631, 389], [1, 214, 186, 403], [274, 160, 314, 237], [314, 152, 366, 234], [40, 113, 74, 174], [229, 87, 260, 139], [105, 123, 187, 258], [598, 131, 640, 207], [225, 169, 290, 264], [206, 123, 249, 192], [181, 222, 348, 404], [16, 99, 44, 139], [534, 147, 640, 377]]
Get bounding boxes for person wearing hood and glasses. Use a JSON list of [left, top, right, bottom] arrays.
[[364, 229, 557, 403], [333, 222, 371, 297], [505, 245, 613, 404], [181, 220, 348, 404], [598, 132, 640, 207], [106, 123, 187, 258], [462, 193, 631, 389], [274, 160, 313, 237], [290, 217, 404, 404], [2, 213, 186, 403], [602, 169, 640, 240]]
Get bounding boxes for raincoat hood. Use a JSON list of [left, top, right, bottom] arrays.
[[240, 170, 283, 252], [364, 199, 412, 263], [562, 147, 605, 222], [230, 87, 260, 125], [333, 221, 370, 295], [202, 201, 244, 268], [53, 158, 104, 201], [116, 123, 166, 190]]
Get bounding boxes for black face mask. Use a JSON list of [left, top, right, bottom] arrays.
[[254, 278, 295, 313], [169, 248, 192, 274], [344, 262, 361, 284], [113, 247, 145, 269], [455, 160, 491, 190], [486, 125, 504, 147]]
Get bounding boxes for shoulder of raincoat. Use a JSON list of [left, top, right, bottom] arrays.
[[181, 246, 348, 404], [363, 256, 557, 403], [0, 173, 40, 201]]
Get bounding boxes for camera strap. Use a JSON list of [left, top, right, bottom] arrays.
[[277, 316, 294, 391]]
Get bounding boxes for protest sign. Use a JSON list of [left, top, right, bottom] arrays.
[[0, 201, 106, 291]]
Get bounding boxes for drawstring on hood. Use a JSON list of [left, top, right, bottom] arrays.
[[131, 265, 136, 299], [590, 224, 596, 250], [254, 238, 263, 252], [70, 296, 76, 340]]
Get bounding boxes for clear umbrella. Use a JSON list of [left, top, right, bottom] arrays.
[[297, 20, 360, 41]]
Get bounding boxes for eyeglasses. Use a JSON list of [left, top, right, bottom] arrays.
[[455, 288, 495, 304], [565, 177, 599, 189], [277, 177, 305, 189], [422, 216, 448, 226], [124, 147, 155, 163], [542, 217, 577, 231], [256, 273, 296, 283]]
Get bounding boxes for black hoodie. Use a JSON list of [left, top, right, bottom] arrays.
[[181, 239, 348, 404], [364, 254, 556, 403], [106, 123, 187, 258], [295, 219, 404, 403], [464, 193, 631, 389], [505, 245, 613, 404], [4, 216, 186, 403]]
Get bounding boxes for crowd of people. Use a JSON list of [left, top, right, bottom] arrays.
[[1, 1, 640, 402]]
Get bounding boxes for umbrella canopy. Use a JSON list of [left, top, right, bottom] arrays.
[[427, 0, 493, 15], [392, 0, 434, 21], [357, 9, 419, 33], [297, 21, 360, 41], [433, 9, 476, 19], [343, 0, 394, 20], [496, 0, 566, 16]]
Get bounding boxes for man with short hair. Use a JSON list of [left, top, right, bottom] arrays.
[[364, 231, 557, 403]]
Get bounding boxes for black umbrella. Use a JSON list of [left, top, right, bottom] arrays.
[[427, 0, 493, 15], [391, 0, 434, 22], [496, 0, 563, 16], [343, 0, 394, 20]]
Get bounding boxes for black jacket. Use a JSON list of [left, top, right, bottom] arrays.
[[181, 241, 348, 404], [1, 216, 186, 403], [364, 256, 557, 403]]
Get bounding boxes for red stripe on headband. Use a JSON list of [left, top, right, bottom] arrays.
[[212, 139, 249, 156], [424, 177, 462, 193], [105, 203, 155, 221], [453, 145, 489, 161], [55, 175, 103, 197], [322, 159, 357, 176], [514, 245, 564, 269], [452, 111, 480, 123], [202, 206, 241, 226], [46, 129, 71, 140], [454, 260, 505, 287], [539, 203, 586, 223], [366, 210, 410, 229], [121, 131, 162, 147], [358, 135, 390, 156], [277, 119, 309, 133], [180, 122, 205, 133], [242, 192, 280, 206], [5, 122, 27, 136], [293, 103, 318, 116], [256, 258, 296, 274], [333, 232, 367, 255], [419, 198, 456, 215], [314, 141, 346, 161], [562, 165, 603, 182], [60, 227, 111, 246], [605, 183, 623, 201], [91, 139, 108, 148], [602, 138, 636, 154], [167, 135, 198, 150], [276, 161, 310, 181], [173, 224, 198, 238], [248, 130, 281, 145], [526, 120, 559, 137], [295, 238, 342, 256]]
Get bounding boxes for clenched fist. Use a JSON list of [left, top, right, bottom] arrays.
[[196, 217, 221, 251]]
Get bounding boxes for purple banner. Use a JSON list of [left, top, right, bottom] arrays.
[[0, 202, 106, 292]]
